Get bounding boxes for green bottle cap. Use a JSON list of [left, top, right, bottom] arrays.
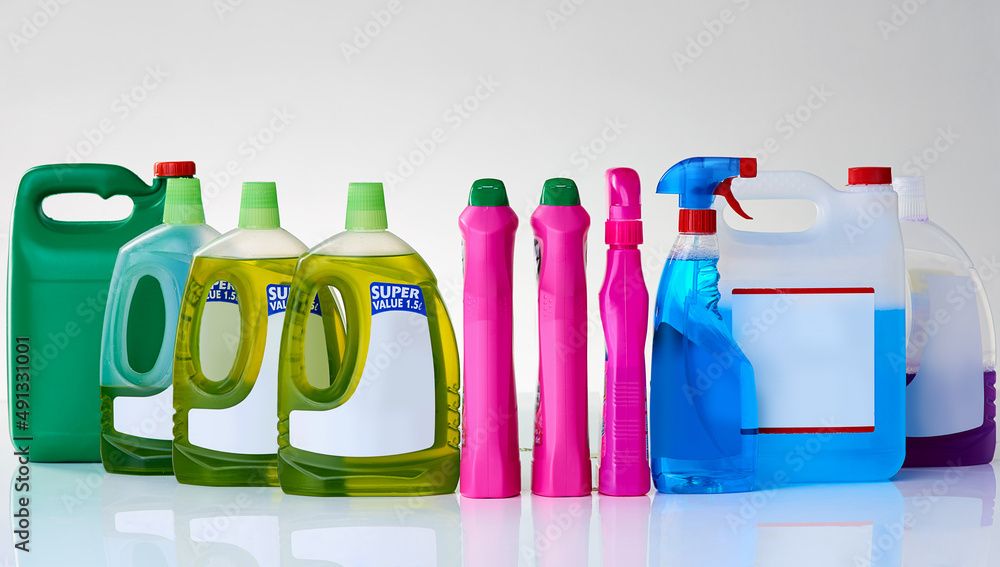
[[346, 182, 388, 231], [162, 177, 206, 225], [238, 182, 280, 229], [540, 177, 581, 206], [468, 178, 510, 206]]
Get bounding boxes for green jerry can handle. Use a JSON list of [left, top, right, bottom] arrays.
[[14, 163, 167, 232]]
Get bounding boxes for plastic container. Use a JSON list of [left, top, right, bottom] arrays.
[[649, 157, 758, 494], [8, 161, 184, 462], [100, 177, 219, 475], [715, 166, 907, 484], [277, 182, 460, 496], [458, 178, 520, 498], [530, 178, 592, 498], [892, 176, 997, 467], [598, 167, 650, 496], [172, 181, 313, 487]]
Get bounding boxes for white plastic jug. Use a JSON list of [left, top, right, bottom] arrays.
[[714, 168, 906, 485]]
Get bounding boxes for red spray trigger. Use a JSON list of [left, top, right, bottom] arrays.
[[713, 178, 752, 220], [712, 157, 756, 220]]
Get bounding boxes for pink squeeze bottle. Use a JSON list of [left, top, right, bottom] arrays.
[[459, 178, 520, 499], [531, 177, 592, 497], [598, 167, 651, 496]]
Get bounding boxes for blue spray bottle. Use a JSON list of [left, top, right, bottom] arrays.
[[649, 156, 759, 494]]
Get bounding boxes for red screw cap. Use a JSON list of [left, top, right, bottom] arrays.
[[848, 167, 891, 186], [154, 161, 196, 178], [679, 209, 717, 234]]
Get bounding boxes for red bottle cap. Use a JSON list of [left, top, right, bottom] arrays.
[[848, 167, 891, 186], [679, 209, 716, 234], [154, 161, 196, 178]]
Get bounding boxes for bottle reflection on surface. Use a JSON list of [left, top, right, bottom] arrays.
[[11, 463, 107, 567], [279, 493, 461, 566], [894, 464, 996, 566], [649, 491, 756, 566], [460, 495, 522, 567], [754, 482, 904, 567], [529, 495, 593, 567], [102, 473, 178, 567], [598, 493, 649, 567], [173, 482, 282, 566]]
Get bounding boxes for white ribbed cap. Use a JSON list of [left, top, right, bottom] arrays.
[[892, 176, 928, 222]]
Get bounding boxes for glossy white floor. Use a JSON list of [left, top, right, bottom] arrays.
[[0, 447, 996, 567]]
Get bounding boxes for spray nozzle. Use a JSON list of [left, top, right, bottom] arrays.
[[656, 157, 756, 219]]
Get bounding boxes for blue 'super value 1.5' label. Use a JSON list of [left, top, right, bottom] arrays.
[[207, 280, 239, 304], [371, 282, 426, 316], [267, 284, 322, 316]]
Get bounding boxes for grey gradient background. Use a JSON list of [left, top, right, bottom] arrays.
[[2, 0, 998, 426]]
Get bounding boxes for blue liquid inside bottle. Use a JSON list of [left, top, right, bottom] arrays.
[[649, 234, 758, 493]]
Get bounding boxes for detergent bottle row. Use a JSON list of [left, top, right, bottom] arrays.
[[97, 177, 461, 494]]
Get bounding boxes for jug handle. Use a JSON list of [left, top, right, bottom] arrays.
[[15, 163, 161, 232], [718, 170, 837, 242], [279, 260, 357, 408], [103, 260, 179, 390], [180, 267, 262, 399]]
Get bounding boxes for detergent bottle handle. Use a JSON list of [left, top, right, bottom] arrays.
[[104, 260, 180, 390], [717, 170, 837, 240], [15, 163, 163, 233], [279, 256, 356, 408], [183, 267, 263, 398]]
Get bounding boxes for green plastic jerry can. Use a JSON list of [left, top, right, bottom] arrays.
[[7, 161, 192, 462]]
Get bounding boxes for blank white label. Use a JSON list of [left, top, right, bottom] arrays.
[[906, 274, 984, 437], [290, 307, 436, 457], [732, 288, 875, 433], [114, 386, 174, 440]]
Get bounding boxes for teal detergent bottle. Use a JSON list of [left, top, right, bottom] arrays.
[[100, 177, 219, 474], [649, 157, 759, 494]]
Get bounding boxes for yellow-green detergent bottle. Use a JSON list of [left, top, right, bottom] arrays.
[[173, 182, 341, 487], [277, 182, 460, 496]]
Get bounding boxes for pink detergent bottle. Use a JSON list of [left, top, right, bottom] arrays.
[[598, 167, 651, 496], [459, 178, 521, 498], [531, 177, 592, 497]]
